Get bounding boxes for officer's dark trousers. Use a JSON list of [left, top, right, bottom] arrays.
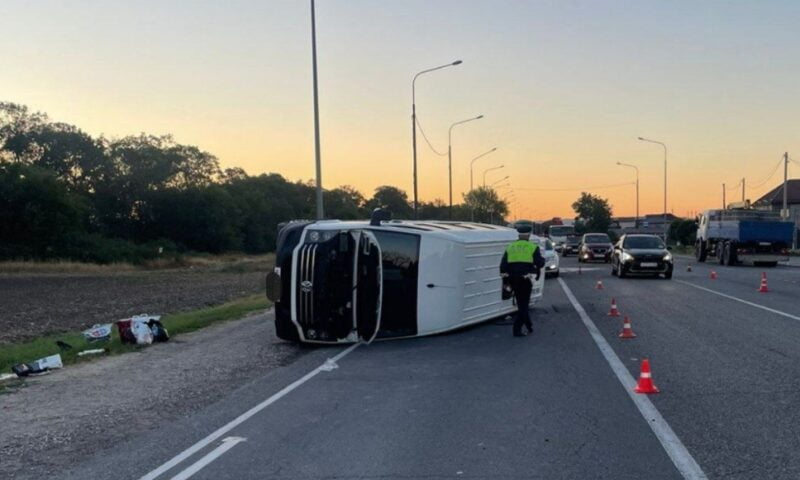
[[509, 275, 533, 334]]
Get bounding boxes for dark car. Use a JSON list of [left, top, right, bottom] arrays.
[[561, 234, 582, 257], [611, 234, 674, 279], [578, 233, 613, 263]]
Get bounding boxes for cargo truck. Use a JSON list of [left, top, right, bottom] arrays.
[[695, 206, 793, 267]]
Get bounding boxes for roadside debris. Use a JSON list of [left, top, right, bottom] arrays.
[[11, 354, 63, 378], [56, 340, 73, 351], [31, 354, 63, 371], [78, 349, 108, 357], [117, 314, 168, 345], [0, 373, 18, 383], [83, 323, 113, 342]]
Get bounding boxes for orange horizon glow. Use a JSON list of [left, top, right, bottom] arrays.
[[2, 1, 799, 221]]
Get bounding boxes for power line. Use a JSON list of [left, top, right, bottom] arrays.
[[414, 116, 447, 157], [515, 181, 635, 192], [748, 158, 783, 189]]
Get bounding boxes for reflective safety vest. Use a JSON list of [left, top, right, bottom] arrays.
[[506, 240, 537, 264]]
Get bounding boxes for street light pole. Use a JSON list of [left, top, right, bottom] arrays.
[[469, 147, 497, 191], [483, 164, 505, 187], [638, 137, 668, 238], [412, 60, 462, 219], [448, 115, 483, 219], [490, 175, 509, 187], [310, 0, 324, 219], [616, 161, 639, 229]]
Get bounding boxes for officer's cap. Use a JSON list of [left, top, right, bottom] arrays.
[[516, 225, 532, 234]]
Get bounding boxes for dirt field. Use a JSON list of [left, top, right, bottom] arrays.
[[0, 262, 269, 344]]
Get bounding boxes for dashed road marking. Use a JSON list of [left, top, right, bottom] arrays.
[[558, 278, 708, 480]]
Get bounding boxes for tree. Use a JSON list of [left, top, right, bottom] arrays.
[[0, 163, 88, 259], [463, 187, 508, 224], [571, 192, 612, 233], [669, 218, 697, 246], [324, 185, 365, 219], [365, 185, 412, 219], [418, 199, 448, 220]]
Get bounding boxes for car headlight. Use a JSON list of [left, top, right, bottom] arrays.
[[663, 252, 672, 262], [306, 230, 338, 243], [622, 252, 634, 262]]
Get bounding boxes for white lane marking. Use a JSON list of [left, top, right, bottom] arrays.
[[169, 437, 246, 480], [557, 278, 707, 480], [676, 280, 800, 322], [139, 342, 361, 480]]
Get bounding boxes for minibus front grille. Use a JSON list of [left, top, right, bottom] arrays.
[[297, 243, 318, 327]]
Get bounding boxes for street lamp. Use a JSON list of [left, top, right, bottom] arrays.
[[483, 164, 505, 187], [469, 147, 497, 191], [448, 115, 484, 218], [411, 60, 462, 219], [310, 0, 324, 219], [638, 137, 668, 238], [616, 161, 639, 229], [491, 175, 509, 187]]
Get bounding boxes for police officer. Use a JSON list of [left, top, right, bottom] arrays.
[[500, 225, 545, 337]]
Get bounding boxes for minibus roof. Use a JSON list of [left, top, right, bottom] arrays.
[[305, 220, 518, 243]]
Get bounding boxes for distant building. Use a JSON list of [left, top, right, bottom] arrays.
[[753, 179, 800, 248]]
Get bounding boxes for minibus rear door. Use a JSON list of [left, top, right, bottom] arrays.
[[354, 230, 383, 343]]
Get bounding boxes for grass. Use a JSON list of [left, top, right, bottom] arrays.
[[0, 294, 270, 376], [0, 253, 275, 274]]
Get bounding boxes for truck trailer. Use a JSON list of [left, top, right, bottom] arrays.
[[695, 207, 793, 267]]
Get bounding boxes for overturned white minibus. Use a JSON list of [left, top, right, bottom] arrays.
[[266, 212, 545, 344]]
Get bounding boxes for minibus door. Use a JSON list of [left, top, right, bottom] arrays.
[[354, 230, 383, 343]]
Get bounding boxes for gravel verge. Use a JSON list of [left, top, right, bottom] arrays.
[[0, 310, 304, 480]]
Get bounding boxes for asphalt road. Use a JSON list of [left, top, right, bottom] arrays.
[[60, 255, 800, 480]]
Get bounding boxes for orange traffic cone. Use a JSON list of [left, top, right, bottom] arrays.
[[607, 297, 621, 317], [710, 270, 717, 280], [634, 359, 660, 394], [595, 280, 604, 290], [758, 272, 769, 293], [619, 316, 636, 339]]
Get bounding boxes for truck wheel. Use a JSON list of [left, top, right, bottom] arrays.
[[725, 243, 737, 266], [695, 240, 707, 262]]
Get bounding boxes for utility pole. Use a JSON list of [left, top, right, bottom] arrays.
[[722, 183, 726, 209], [741, 177, 745, 203], [782, 152, 789, 219], [310, 0, 323, 219]]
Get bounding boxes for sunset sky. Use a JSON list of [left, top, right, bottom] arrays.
[[3, 0, 799, 220]]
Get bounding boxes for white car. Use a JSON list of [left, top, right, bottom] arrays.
[[531, 235, 559, 278]]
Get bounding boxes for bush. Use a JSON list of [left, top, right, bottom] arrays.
[[61, 234, 180, 265]]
